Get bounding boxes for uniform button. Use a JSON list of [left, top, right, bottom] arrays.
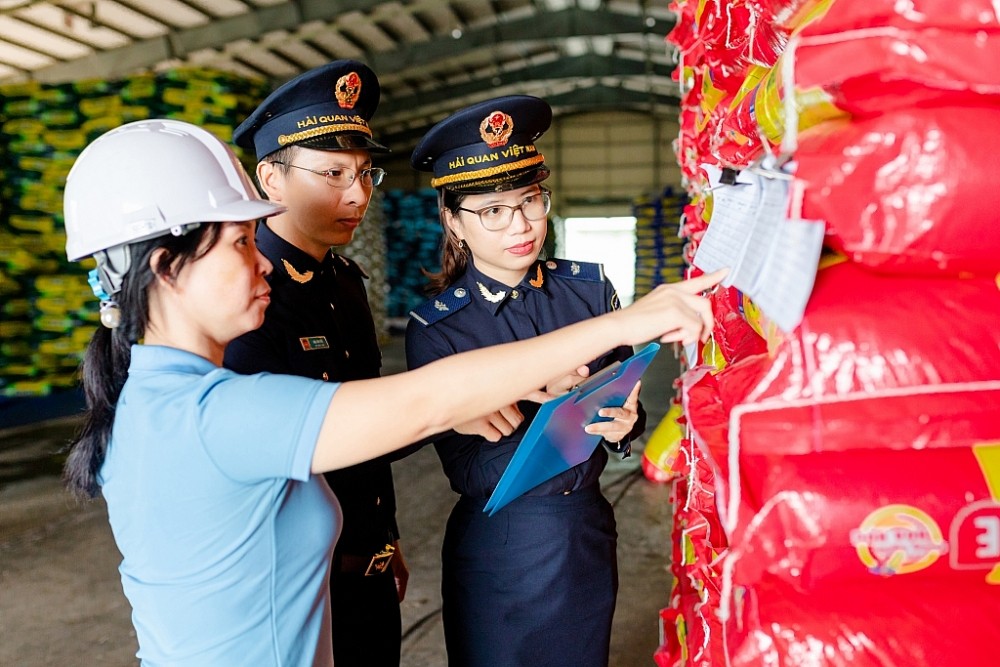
[[330, 302, 335, 311], [376, 496, 381, 506], [562, 489, 572, 495], [344, 350, 350, 359], [454, 288, 467, 298], [511, 289, 519, 299]]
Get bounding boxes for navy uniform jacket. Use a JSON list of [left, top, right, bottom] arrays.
[[224, 221, 400, 553], [405, 258, 646, 499]]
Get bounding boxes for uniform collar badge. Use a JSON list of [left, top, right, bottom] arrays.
[[479, 111, 514, 148], [477, 281, 507, 303], [282, 258, 314, 284], [335, 71, 361, 109], [528, 264, 544, 288]]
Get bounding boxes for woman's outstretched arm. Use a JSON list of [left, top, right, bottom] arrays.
[[311, 270, 725, 473]]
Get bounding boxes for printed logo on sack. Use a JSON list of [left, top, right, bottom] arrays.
[[850, 504, 948, 576], [951, 441, 1000, 584], [949, 499, 1000, 584]]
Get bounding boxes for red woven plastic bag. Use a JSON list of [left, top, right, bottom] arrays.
[[797, 107, 1000, 276]]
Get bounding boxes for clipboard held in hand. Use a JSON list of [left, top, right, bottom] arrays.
[[484, 342, 660, 515]]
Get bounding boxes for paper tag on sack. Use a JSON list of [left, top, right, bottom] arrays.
[[693, 160, 824, 332]]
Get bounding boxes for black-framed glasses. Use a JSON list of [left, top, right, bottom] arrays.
[[456, 190, 551, 231], [270, 161, 386, 189]]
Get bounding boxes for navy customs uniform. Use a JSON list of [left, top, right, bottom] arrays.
[[405, 96, 646, 667], [224, 60, 403, 667]]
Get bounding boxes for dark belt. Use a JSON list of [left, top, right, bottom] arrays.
[[334, 545, 395, 576], [460, 482, 603, 514]]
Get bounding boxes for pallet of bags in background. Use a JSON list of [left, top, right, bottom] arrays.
[[383, 188, 443, 319], [0, 70, 269, 397], [633, 187, 688, 300]]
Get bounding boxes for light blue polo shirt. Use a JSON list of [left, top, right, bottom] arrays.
[[100, 345, 341, 667]]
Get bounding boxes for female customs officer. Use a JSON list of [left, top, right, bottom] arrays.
[[405, 96, 653, 667]]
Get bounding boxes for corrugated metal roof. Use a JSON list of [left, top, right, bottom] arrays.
[[0, 0, 679, 151]]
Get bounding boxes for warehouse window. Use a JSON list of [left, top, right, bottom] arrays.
[[556, 217, 637, 306]]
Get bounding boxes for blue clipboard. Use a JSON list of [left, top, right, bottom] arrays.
[[484, 342, 660, 515]]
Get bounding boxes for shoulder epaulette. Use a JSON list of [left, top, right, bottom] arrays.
[[409, 286, 473, 326], [544, 258, 605, 282], [334, 253, 370, 279]]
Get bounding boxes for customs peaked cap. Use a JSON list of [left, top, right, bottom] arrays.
[[234, 60, 389, 160], [411, 95, 551, 193]]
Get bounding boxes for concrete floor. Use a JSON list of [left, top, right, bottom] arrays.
[[0, 335, 681, 666]]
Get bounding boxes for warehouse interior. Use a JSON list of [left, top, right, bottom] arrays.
[[5, 0, 999, 666], [1, 1, 689, 666], [0, 0, 681, 211], [0, 0, 686, 394]]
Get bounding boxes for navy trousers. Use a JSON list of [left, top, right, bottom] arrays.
[[442, 486, 618, 667], [330, 566, 401, 667]]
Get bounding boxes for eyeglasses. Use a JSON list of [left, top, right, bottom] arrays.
[[456, 191, 551, 231], [270, 162, 386, 189]]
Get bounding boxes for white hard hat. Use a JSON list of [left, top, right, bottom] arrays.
[[65, 119, 285, 262]]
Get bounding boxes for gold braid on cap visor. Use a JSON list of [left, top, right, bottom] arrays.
[[278, 122, 372, 146], [430, 154, 546, 188]]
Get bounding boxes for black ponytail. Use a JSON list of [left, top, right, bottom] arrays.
[[63, 325, 132, 499], [63, 224, 222, 499]]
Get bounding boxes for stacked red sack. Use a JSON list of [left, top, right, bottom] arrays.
[[657, 1, 1000, 665]]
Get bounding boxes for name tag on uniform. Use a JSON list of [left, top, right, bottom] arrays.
[[299, 336, 330, 351]]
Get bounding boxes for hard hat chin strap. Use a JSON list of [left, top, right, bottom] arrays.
[[90, 244, 131, 329], [85, 224, 202, 328], [92, 245, 131, 296]]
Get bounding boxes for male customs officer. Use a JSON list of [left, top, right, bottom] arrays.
[[224, 60, 405, 667]]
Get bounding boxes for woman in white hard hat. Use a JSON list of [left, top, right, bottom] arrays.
[[62, 118, 723, 667]]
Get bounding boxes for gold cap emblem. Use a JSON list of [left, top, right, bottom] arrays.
[[479, 111, 514, 148], [335, 72, 362, 109]]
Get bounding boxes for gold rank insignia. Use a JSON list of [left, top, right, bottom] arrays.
[[283, 259, 314, 284], [528, 265, 544, 288], [477, 282, 507, 303]]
